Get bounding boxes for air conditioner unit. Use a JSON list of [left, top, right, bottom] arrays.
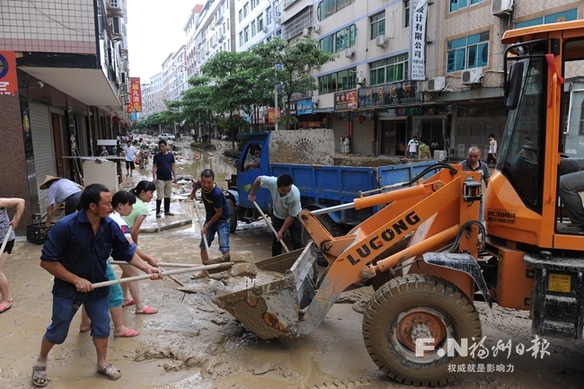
[[344, 48, 355, 59], [303, 28, 310, 38], [313, 24, 320, 33], [461, 68, 484, 85], [491, 0, 514, 16], [275, 17, 281, 24], [108, 0, 120, 9], [376, 35, 387, 47], [417, 81, 427, 92], [263, 26, 268, 33], [356, 77, 366, 86], [427, 76, 446, 92], [111, 16, 122, 35]]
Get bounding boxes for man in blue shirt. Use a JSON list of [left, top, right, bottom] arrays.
[[248, 174, 303, 256], [31, 184, 162, 387], [189, 169, 232, 279]]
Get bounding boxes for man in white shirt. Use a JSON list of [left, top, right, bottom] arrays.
[[123, 140, 137, 177], [39, 175, 84, 226], [407, 136, 419, 159]]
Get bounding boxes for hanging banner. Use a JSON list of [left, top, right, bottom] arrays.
[[410, 0, 428, 81], [128, 77, 142, 112], [0, 51, 18, 96]]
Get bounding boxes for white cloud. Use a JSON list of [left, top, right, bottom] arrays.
[[126, 0, 193, 84]]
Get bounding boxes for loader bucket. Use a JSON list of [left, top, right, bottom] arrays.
[[212, 242, 318, 340]]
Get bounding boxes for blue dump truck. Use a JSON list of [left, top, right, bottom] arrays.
[[224, 129, 438, 234]]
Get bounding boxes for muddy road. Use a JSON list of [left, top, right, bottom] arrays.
[[1, 140, 582, 389]]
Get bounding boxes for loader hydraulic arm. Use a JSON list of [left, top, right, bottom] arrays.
[[297, 166, 483, 336]]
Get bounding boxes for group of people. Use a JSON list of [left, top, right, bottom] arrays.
[[0, 132, 303, 386]]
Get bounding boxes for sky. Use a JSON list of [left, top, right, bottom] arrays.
[[126, 0, 195, 84]]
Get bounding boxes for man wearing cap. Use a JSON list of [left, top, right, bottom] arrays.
[[40, 175, 84, 227]]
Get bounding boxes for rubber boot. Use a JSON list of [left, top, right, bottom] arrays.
[[156, 200, 162, 218], [164, 198, 174, 216]]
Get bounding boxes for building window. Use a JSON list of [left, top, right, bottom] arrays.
[[238, 9, 243, 23], [370, 11, 385, 40], [404, 0, 410, 28], [243, 2, 249, 18], [244, 26, 249, 43], [252, 20, 257, 36], [319, 24, 357, 53], [318, 67, 357, 94], [515, 8, 578, 29], [266, 6, 272, 25], [447, 31, 489, 72], [258, 14, 264, 31], [251, 0, 260, 10], [317, 0, 356, 22], [449, 0, 485, 13], [369, 54, 408, 85]]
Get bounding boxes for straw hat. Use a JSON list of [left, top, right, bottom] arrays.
[[40, 175, 62, 190]]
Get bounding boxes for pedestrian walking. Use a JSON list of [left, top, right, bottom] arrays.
[[123, 140, 137, 177], [407, 135, 419, 159], [152, 139, 177, 218], [487, 133, 497, 167], [419, 139, 431, 160]]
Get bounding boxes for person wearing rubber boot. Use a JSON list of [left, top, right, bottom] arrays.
[[31, 184, 162, 387], [152, 139, 177, 218]]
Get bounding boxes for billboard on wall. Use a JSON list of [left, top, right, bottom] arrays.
[[128, 77, 142, 112], [334, 90, 358, 111], [0, 51, 18, 96]]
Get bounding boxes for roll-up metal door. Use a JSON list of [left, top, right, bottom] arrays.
[[29, 102, 57, 216]]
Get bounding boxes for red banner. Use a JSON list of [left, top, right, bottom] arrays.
[[0, 51, 18, 96], [128, 77, 142, 112]]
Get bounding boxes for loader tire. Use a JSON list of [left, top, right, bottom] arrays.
[[362, 274, 481, 386], [227, 198, 237, 233]]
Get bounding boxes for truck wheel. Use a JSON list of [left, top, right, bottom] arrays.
[[227, 199, 237, 233], [362, 274, 481, 386]]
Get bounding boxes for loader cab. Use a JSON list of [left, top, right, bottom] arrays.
[[489, 23, 584, 250]]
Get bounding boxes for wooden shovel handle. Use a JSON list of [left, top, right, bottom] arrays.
[[252, 200, 289, 253], [92, 262, 233, 288]]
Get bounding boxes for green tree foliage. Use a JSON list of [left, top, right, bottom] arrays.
[[251, 38, 336, 126], [158, 37, 336, 137]]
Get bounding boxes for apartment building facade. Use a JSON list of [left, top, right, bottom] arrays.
[[0, 0, 132, 231], [278, 0, 583, 158]]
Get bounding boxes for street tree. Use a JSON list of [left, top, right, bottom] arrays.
[[251, 37, 336, 127]]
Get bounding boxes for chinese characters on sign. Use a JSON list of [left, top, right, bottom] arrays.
[[410, 0, 428, 81], [334, 90, 358, 111], [0, 51, 18, 96], [128, 77, 142, 113]]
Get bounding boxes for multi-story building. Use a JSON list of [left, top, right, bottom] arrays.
[[0, 0, 132, 231], [278, 0, 583, 159]]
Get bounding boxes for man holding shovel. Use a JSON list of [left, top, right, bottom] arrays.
[[189, 169, 231, 279], [31, 184, 162, 387], [248, 174, 303, 256]]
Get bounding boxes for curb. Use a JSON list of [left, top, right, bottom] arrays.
[[140, 218, 193, 233]]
